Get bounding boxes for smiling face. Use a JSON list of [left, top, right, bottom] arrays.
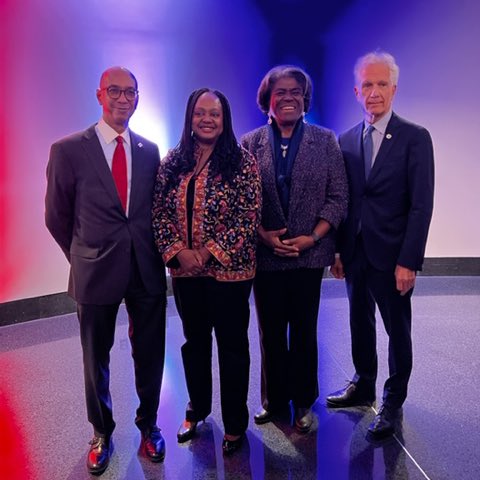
[[354, 62, 396, 124], [269, 76, 305, 130], [96, 67, 138, 133], [191, 91, 224, 146]]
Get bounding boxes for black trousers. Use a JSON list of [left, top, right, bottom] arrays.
[[77, 254, 166, 438], [253, 268, 324, 411], [344, 236, 413, 409], [173, 276, 252, 436]]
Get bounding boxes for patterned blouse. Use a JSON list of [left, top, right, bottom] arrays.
[[152, 148, 261, 281]]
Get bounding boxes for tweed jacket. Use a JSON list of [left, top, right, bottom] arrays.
[[152, 148, 261, 281], [241, 123, 348, 271]]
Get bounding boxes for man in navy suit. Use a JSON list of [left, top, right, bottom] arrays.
[[45, 66, 167, 473], [326, 52, 434, 439]]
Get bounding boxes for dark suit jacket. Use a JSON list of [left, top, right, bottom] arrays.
[[45, 124, 166, 304], [338, 112, 434, 272], [242, 123, 348, 271]]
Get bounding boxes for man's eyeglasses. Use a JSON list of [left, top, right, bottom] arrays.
[[102, 86, 138, 101]]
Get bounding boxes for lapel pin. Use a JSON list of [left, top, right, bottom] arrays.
[[386, 134, 392, 140], [137, 142, 143, 148]]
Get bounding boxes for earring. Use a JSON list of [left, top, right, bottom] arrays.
[[267, 115, 272, 125], [302, 112, 307, 124], [191, 130, 194, 138]]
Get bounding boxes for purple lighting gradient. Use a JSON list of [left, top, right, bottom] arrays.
[[1, 0, 479, 303]]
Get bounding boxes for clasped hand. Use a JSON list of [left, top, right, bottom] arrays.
[[260, 227, 314, 258], [177, 247, 212, 275]]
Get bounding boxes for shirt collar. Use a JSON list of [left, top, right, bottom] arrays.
[[97, 117, 130, 145], [364, 109, 392, 136]]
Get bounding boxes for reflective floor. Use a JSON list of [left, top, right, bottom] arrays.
[[0, 277, 479, 479]]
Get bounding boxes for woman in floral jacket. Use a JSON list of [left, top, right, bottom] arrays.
[[152, 88, 261, 455]]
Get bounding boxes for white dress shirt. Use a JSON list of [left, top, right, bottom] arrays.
[[364, 110, 393, 166], [95, 118, 133, 215]]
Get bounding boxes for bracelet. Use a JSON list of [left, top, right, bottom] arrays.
[[311, 232, 321, 244]]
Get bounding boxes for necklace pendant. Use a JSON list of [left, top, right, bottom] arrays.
[[282, 149, 287, 158]]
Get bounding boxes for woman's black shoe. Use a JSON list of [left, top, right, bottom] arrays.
[[253, 408, 273, 425], [177, 420, 197, 443], [222, 434, 243, 455]]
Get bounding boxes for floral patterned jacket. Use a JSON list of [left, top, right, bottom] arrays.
[[152, 148, 261, 281]]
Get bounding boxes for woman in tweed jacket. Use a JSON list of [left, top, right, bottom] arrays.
[[153, 88, 261, 454], [241, 65, 348, 432]]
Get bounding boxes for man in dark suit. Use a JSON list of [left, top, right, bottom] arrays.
[[326, 52, 434, 440], [45, 66, 167, 474]]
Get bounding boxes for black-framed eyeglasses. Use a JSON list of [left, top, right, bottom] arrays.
[[102, 86, 138, 101]]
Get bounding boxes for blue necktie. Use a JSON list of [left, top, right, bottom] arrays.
[[363, 125, 375, 179]]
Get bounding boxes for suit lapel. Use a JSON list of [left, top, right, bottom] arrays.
[[258, 127, 287, 225], [82, 124, 135, 215], [349, 122, 366, 188], [129, 131, 144, 215], [368, 113, 400, 183], [287, 125, 314, 222], [82, 125, 124, 212]]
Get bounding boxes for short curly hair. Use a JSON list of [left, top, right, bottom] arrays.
[[256, 65, 313, 115]]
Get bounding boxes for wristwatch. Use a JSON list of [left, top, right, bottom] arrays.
[[311, 232, 322, 244]]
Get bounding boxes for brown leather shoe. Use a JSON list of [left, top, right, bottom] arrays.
[[177, 419, 198, 443], [86, 436, 113, 475], [140, 426, 166, 462], [326, 382, 375, 408]]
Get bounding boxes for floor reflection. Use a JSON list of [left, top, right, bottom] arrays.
[[1, 277, 479, 479]]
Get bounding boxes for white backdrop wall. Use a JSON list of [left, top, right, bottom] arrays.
[[1, 0, 478, 303]]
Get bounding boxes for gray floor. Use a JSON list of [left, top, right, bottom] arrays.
[[0, 276, 478, 479]]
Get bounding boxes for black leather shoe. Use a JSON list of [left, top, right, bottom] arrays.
[[326, 382, 374, 408], [222, 434, 244, 456], [177, 419, 198, 443], [294, 408, 313, 433], [87, 436, 113, 475], [367, 405, 402, 440], [140, 426, 166, 462], [254, 408, 274, 425], [254, 405, 290, 425]]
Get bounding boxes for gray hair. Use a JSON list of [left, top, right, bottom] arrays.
[[354, 51, 399, 86]]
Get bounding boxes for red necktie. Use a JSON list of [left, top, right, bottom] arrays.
[[112, 136, 127, 211]]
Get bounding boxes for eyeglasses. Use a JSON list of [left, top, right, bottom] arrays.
[[102, 86, 138, 101]]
